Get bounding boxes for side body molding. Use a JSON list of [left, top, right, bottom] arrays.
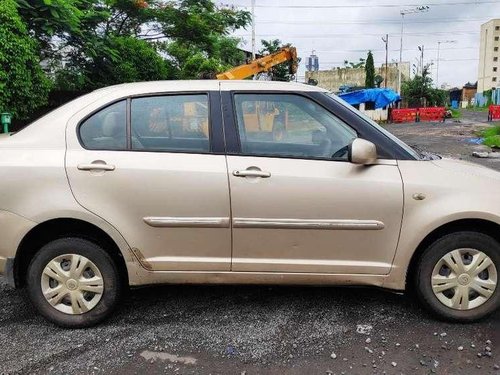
[[143, 216, 384, 231]]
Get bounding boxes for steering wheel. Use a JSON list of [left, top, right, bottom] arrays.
[[331, 145, 349, 159]]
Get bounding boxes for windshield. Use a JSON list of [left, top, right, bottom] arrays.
[[327, 93, 422, 160]]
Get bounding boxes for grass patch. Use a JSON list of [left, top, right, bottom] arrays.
[[450, 108, 461, 118], [480, 125, 500, 148], [466, 106, 490, 112]]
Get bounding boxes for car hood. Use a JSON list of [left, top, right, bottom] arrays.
[[431, 158, 500, 182]]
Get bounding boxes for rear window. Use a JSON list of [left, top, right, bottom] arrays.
[[79, 101, 127, 150]]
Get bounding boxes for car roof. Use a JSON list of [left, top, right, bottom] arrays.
[[94, 80, 327, 95]]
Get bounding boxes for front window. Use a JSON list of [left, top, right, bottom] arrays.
[[234, 94, 357, 160], [327, 93, 421, 160]]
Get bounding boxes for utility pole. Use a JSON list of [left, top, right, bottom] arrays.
[[251, 0, 256, 60], [418, 45, 424, 74], [382, 34, 388, 88], [399, 12, 404, 95], [398, 6, 430, 95]]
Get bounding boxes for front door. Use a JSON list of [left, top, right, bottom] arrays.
[[224, 92, 403, 274], [65, 92, 231, 271]]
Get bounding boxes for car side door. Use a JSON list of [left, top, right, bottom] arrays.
[[65, 91, 232, 271], [221, 88, 404, 275]]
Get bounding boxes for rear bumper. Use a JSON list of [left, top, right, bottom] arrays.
[[0, 257, 15, 287], [0, 210, 38, 287]]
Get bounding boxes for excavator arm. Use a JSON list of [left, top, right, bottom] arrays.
[[216, 47, 298, 80]]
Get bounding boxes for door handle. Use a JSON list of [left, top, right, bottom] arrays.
[[233, 169, 271, 178], [77, 162, 115, 171]]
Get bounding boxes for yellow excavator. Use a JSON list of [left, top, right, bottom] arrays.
[[216, 47, 298, 80], [216, 47, 300, 136]]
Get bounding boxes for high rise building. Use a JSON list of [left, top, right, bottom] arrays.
[[478, 19, 500, 93]]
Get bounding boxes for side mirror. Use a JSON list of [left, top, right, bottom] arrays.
[[348, 138, 378, 165]]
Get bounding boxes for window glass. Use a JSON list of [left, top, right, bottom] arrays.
[[79, 101, 126, 150], [131, 95, 210, 152], [234, 94, 357, 160]]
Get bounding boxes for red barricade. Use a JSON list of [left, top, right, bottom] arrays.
[[489, 105, 500, 121], [418, 107, 446, 122], [390, 108, 418, 123]]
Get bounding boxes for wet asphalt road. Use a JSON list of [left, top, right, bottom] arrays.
[[1, 110, 500, 375]]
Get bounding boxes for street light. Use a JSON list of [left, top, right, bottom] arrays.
[[436, 40, 457, 89], [398, 5, 430, 95]]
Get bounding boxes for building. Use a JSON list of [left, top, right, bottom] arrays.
[[305, 62, 410, 93], [478, 19, 500, 93], [449, 82, 477, 108]]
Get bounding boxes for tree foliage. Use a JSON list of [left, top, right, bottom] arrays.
[[258, 39, 298, 82], [364, 51, 375, 88], [343, 58, 365, 69], [0, 0, 51, 119], [42, 0, 251, 84], [402, 65, 447, 107], [1, 0, 251, 120]]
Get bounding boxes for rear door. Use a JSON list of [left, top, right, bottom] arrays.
[[65, 91, 232, 271]]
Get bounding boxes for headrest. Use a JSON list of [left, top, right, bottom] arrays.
[[102, 112, 123, 137]]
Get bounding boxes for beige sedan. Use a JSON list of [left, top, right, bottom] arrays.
[[0, 80, 498, 327]]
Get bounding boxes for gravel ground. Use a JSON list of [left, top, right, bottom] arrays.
[[1, 110, 500, 375], [385, 110, 500, 171]]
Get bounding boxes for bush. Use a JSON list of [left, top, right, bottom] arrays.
[[0, 0, 51, 120]]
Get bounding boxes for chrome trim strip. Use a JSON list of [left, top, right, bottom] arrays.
[[232, 218, 385, 230], [232, 257, 390, 267], [147, 256, 231, 264], [143, 217, 230, 228]]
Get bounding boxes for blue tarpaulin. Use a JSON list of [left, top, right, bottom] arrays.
[[338, 88, 400, 109]]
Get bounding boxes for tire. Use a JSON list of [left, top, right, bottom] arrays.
[[414, 231, 500, 322], [26, 238, 122, 328]]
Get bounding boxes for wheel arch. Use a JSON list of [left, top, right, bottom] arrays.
[[406, 218, 500, 290], [14, 218, 129, 288]]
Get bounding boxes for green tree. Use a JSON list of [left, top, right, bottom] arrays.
[[402, 65, 447, 107], [17, 0, 83, 60], [0, 0, 51, 119], [258, 39, 298, 81], [343, 58, 365, 69], [157, 1, 251, 78], [40, 0, 251, 84], [365, 51, 375, 88], [76, 36, 172, 89]]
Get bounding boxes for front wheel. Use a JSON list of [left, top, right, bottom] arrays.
[[414, 231, 500, 322], [26, 238, 122, 328]]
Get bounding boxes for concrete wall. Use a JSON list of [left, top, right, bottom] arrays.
[[305, 63, 410, 93], [478, 19, 500, 93]]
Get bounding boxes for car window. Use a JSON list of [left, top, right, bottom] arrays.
[[328, 93, 421, 160], [79, 101, 126, 150], [234, 94, 357, 160], [131, 94, 210, 152]]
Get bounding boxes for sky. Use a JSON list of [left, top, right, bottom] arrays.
[[220, 0, 500, 88]]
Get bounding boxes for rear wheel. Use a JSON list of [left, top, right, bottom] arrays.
[[26, 238, 122, 328], [414, 231, 500, 322]]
